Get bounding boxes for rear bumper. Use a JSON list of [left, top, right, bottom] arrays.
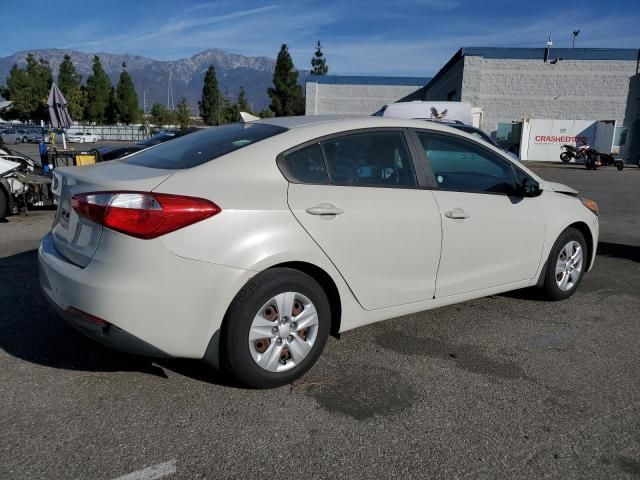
[[41, 288, 172, 358], [38, 231, 254, 359]]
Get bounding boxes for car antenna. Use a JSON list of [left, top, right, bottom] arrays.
[[239, 112, 260, 123]]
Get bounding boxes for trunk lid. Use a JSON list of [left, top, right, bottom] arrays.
[[51, 162, 175, 267]]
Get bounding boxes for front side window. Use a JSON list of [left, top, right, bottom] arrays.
[[320, 131, 416, 187], [416, 132, 518, 194]]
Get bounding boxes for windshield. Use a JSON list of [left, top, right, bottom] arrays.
[[123, 123, 288, 169], [453, 125, 498, 147]]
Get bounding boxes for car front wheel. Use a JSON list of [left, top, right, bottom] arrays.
[[543, 227, 587, 300], [221, 268, 331, 388]]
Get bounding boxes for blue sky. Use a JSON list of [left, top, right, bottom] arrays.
[[2, 0, 639, 76]]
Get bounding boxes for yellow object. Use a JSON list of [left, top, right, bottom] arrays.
[[75, 154, 97, 166]]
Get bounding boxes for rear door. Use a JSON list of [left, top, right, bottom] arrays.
[[412, 130, 545, 298], [284, 129, 442, 311]]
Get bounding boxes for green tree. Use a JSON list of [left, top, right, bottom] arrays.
[[176, 98, 190, 130], [0, 53, 52, 122], [150, 102, 173, 127], [268, 44, 304, 117], [105, 86, 118, 124], [66, 86, 88, 121], [199, 64, 222, 125], [115, 62, 139, 124], [311, 41, 329, 75], [258, 108, 274, 118], [237, 86, 251, 113], [85, 55, 112, 123], [57, 54, 81, 95], [57, 55, 85, 121]]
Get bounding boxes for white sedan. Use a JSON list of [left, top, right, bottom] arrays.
[[67, 131, 98, 143], [39, 116, 599, 388]]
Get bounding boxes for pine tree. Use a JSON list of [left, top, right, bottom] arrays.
[[237, 86, 251, 112], [57, 54, 84, 121], [176, 98, 190, 130], [115, 62, 140, 124], [0, 64, 30, 122], [0, 53, 52, 122], [85, 55, 112, 123], [105, 86, 118, 124], [150, 103, 172, 127], [199, 65, 222, 125], [311, 41, 329, 75], [268, 44, 304, 117], [66, 86, 87, 121], [57, 54, 81, 95]]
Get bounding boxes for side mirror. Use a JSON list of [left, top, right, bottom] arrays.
[[522, 178, 541, 197]]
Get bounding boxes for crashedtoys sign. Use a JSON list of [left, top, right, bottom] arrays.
[[520, 119, 616, 161]]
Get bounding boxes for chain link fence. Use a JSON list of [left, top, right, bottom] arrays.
[[69, 124, 180, 142]]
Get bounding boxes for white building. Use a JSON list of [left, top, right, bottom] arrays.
[[403, 47, 640, 160], [305, 75, 429, 116]]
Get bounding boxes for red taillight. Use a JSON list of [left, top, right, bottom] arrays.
[[71, 192, 220, 239]]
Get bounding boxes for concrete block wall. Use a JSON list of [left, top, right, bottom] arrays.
[[305, 82, 422, 115], [460, 56, 638, 135]]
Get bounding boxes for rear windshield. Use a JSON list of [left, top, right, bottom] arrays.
[[123, 123, 288, 169]]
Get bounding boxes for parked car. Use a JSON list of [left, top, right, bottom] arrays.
[[92, 129, 200, 161], [39, 116, 599, 388], [26, 128, 44, 143], [67, 131, 98, 143], [12, 128, 36, 143], [0, 129, 20, 145]]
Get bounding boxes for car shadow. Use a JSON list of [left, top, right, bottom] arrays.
[[0, 249, 241, 387], [597, 242, 640, 263]]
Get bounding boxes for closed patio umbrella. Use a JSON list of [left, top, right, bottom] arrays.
[[47, 83, 72, 150]]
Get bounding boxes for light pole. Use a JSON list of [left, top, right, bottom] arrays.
[[572, 30, 580, 48]]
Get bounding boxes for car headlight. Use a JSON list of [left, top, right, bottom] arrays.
[[580, 197, 599, 216]]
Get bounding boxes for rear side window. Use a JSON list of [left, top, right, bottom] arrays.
[[321, 131, 416, 187], [284, 144, 329, 183], [123, 123, 287, 169], [416, 132, 517, 194]]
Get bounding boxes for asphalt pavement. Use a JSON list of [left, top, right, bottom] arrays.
[[1, 161, 639, 479]]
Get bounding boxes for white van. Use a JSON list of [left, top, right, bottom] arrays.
[[378, 101, 474, 126]]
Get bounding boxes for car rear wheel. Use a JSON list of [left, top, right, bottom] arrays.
[[542, 227, 587, 301], [221, 268, 330, 388]]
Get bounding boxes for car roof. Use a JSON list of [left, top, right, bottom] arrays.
[[256, 115, 470, 134]]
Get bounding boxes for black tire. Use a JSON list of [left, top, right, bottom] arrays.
[[0, 188, 7, 220], [221, 268, 331, 388], [560, 152, 572, 163], [616, 161, 624, 171], [542, 227, 587, 301]]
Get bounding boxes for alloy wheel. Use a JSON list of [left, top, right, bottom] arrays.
[[555, 240, 583, 291]]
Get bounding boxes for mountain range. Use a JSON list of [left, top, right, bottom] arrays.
[[0, 48, 304, 112]]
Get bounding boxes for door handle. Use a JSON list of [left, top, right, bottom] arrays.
[[305, 203, 344, 216], [445, 208, 470, 220]]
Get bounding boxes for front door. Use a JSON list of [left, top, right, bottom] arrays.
[[284, 130, 442, 310], [413, 130, 545, 298]]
